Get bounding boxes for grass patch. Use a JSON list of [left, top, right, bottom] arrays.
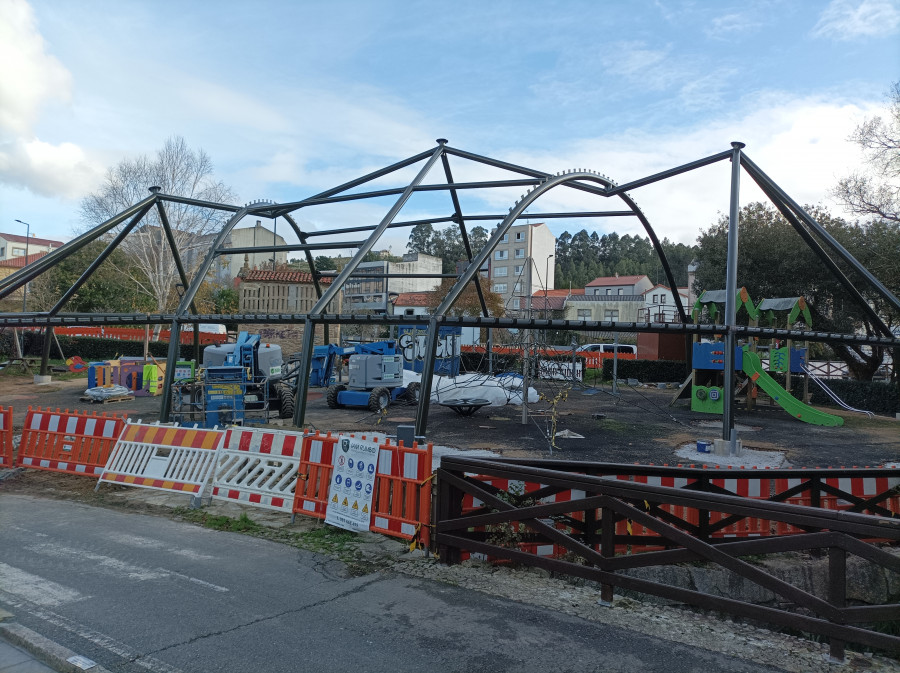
[[172, 507, 386, 575]]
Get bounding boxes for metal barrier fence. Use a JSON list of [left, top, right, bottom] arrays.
[[435, 456, 900, 660]]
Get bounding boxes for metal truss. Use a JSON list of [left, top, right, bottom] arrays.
[[0, 140, 897, 438]]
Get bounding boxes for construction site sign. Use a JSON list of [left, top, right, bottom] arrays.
[[325, 435, 378, 532]]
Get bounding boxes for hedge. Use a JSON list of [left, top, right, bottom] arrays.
[[602, 359, 690, 383], [808, 379, 900, 414], [0, 332, 199, 362]]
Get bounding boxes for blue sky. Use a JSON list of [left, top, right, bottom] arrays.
[[1, 0, 898, 254]]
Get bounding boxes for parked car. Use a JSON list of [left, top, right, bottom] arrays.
[[576, 344, 636, 355]]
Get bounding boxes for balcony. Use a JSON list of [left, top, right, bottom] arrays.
[[637, 305, 683, 323]]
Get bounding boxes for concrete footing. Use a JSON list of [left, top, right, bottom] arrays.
[[713, 437, 742, 457], [33, 375, 51, 385]]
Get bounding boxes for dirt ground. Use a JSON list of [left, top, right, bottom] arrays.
[[0, 371, 897, 468]]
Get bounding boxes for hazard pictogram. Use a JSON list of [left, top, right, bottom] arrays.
[[352, 501, 359, 510], [332, 494, 339, 504]]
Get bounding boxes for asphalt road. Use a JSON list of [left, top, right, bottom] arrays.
[[0, 495, 788, 673]]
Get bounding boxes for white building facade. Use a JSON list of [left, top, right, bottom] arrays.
[[489, 222, 555, 316]]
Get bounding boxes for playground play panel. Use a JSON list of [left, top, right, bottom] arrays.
[[687, 289, 859, 427]]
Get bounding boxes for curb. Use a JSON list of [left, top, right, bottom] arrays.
[[0, 621, 114, 673]]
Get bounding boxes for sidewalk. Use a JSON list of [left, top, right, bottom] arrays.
[[0, 609, 109, 673]]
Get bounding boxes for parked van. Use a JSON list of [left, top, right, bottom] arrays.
[[577, 344, 636, 355]]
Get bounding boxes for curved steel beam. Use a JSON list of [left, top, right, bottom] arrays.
[[614, 191, 687, 323]]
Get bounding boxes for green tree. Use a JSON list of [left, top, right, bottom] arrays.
[[314, 255, 337, 271], [28, 240, 154, 313], [407, 223, 436, 255], [694, 202, 899, 379]]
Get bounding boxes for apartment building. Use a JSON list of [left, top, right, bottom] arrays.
[[488, 222, 555, 316], [0, 233, 63, 261]]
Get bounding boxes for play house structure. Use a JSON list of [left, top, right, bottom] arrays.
[[689, 289, 843, 427]]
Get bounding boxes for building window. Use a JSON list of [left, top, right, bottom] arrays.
[[606, 288, 612, 295], [404, 309, 415, 316], [493, 266, 508, 277], [0, 247, 4, 257], [618, 288, 623, 295], [660, 294, 666, 304], [512, 298, 520, 309], [500, 234, 508, 243], [493, 283, 507, 293], [513, 283, 522, 294], [652, 294, 658, 304], [12, 248, 25, 257], [515, 231, 524, 241], [495, 250, 508, 261], [577, 309, 591, 320], [514, 248, 525, 259], [514, 265, 524, 275], [604, 309, 619, 320]]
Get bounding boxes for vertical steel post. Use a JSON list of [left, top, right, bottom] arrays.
[[160, 206, 250, 422], [414, 318, 441, 435], [722, 142, 744, 447], [292, 317, 318, 428]]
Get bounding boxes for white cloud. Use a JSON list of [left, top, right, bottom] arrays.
[[707, 12, 763, 37], [0, 0, 70, 135], [0, 138, 98, 198], [812, 0, 900, 40], [456, 95, 882, 245], [0, 0, 101, 199]]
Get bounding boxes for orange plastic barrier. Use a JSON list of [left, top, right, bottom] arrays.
[[51, 326, 227, 344], [293, 431, 339, 519], [292, 432, 433, 548], [16, 407, 125, 477], [0, 406, 12, 469], [370, 439, 432, 547]]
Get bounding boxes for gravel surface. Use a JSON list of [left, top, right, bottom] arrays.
[[394, 555, 900, 673]]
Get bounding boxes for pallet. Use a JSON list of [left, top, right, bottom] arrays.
[[80, 394, 135, 405]]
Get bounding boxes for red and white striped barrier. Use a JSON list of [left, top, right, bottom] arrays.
[[98, 422, 223, 496], [17, 407, 124, 477], [211, 427, 305, 514], [371, 439, 432, 543], [0, 406, 12, 469]]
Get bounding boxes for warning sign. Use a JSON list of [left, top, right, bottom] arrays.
[[325, 435, 379, 532]]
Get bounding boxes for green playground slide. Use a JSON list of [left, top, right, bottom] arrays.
[[741, 349, 844, 427]]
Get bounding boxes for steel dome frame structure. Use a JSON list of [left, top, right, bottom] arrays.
[[0, 139, 897, 441]]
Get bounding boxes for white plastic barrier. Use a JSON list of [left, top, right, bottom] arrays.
[[211, 427, 305, 514], [97, 422, 223, 496]]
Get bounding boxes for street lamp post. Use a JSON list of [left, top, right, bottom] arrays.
[[13, 220, 31, 362], [545, 253, 554, 318], [14, 219, 31, 312]]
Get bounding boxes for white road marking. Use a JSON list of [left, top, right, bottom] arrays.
[[27, 543, 168, 581], [105, 533, 216, 561], [25, 542, 228, 593], [0, 562, 86, 606], [0, 590, 186, 673]]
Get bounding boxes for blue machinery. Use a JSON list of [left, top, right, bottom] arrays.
[[171, 332, 294, 428]]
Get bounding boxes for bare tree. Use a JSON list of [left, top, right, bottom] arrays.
[[80, 136, 238, 312], [833, 82, 899, 224]]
